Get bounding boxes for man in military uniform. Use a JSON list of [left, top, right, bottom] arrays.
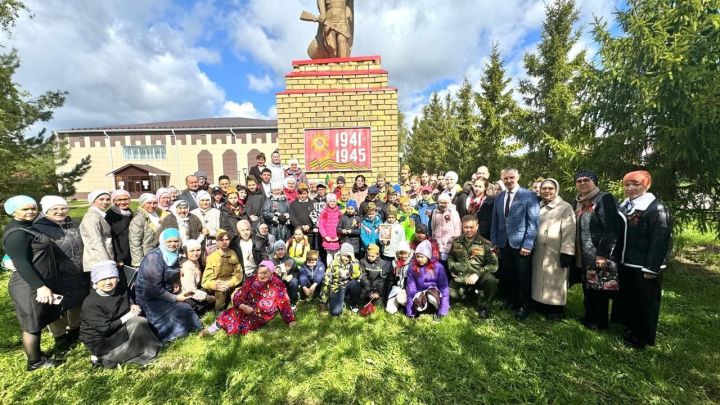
[[448, 215, 499, 319]]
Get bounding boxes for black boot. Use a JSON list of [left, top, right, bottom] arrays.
[[27, 357, 61, 371]]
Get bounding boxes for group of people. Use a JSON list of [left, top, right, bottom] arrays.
[[2, 148, 672, 371]]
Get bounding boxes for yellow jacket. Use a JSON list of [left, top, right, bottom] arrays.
[[202, 248, 243, 290]]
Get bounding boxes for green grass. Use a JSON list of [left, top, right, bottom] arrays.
[[0, 229, 718, 404]]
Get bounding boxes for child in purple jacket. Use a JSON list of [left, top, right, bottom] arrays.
[[406, 240, 450, 319]]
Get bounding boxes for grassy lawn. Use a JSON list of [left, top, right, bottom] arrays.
[[0, 226, 718, 403]]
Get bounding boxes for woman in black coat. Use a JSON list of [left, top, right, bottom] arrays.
[[613, 170, 671, 349], [105, 190, 133, 266], [466, 178, 494, 240], [3, 196, 62, 371], [244, 177, 266, 229], [572, 170, 621, 330], [34, 196, 90, 347]]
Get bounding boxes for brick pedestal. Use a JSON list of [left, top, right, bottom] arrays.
[[276, 55, 399, 186]]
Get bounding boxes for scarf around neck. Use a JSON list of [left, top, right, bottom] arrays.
[[110, 204, 132, 217]]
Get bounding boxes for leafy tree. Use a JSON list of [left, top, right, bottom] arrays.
[[0, 0, 91, 208], [584, 0, 720, 233], [518, 0, 592, 190]]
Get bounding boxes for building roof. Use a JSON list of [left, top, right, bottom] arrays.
[[107, 164, 171, 176], [60, 117, 278, 132]]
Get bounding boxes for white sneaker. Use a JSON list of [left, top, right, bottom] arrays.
[[291, 305, 297, 312], [352, 307, 359, 314]]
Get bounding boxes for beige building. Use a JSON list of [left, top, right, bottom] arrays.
[[55, 117, 278, 199]]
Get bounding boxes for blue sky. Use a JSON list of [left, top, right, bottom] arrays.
[[3, 0, 624, 132]]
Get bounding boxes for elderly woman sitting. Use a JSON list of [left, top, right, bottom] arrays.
[[80, 261, 162, 368], [135, 228, 202, 343], [200, 261, 296, 336]]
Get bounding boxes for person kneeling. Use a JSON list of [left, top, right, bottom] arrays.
[[200, 261, 296, 336], [447, 215, 499, 319], [385, 242, 412, 314], [80, 261, 162, 368], [299, 250, 325, 302], [321, 243, 362, 316], [202, 229, 244, 311], [406, 241, 450, 320]]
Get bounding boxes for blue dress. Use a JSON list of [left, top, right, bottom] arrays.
[[135, 248, 201, 342]]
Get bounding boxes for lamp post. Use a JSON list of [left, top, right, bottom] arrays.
[[242, 168, 248, 185]]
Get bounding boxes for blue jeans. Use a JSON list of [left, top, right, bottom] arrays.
[[284, 277, 300, 305], [328, 280, 361, 316]]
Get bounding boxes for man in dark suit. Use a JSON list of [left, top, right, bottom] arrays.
[[177, 175, 200, 211], [491, 167, 539, 319]]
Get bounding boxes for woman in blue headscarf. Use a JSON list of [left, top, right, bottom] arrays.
[[135, 228, 202, 342], [2, 195, 63, 371]]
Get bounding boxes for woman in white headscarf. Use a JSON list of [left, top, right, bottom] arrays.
[[159, 199, 204, 246], [155, 188, 173, 213], [129, 193, 167, 267], [3, 195, 63, 371], [191, 190, 221, 240], [530, 178, 576, 321]]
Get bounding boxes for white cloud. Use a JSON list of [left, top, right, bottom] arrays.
[[7, 0, 225, 130], [218, 101, 275, 120], [247, 73, 275, 92]]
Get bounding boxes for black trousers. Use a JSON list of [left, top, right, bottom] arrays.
[[583, 287, 615, 329], [501, 246, 532, 309], [616, 266, 662, 345]]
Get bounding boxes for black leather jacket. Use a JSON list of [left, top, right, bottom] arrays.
[[614, 197, 672, 274]]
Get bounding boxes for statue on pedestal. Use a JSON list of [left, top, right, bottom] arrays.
[[301, 0, 354, 59]]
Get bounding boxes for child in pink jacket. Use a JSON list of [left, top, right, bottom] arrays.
[[318, 194, 343, 264], [428, 194, 461, 261]]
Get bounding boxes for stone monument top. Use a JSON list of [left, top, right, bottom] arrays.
[[301, 0, 354, 59]]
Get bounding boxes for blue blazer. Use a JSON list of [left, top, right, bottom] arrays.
[[491, 187, 540, 250]]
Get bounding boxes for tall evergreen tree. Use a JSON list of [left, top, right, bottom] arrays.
[[584, 0, 720, 233], [406, 92, 453, 175], [475, 43, 522, 179], [452, 77, 480, 181], [518, 0, 591, 189]]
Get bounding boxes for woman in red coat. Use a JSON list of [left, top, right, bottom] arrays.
[[200, 261, 296, 336]]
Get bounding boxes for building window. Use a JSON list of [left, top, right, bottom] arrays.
[[122, 145, 166, 160]]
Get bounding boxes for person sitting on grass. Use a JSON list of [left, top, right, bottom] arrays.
[[385, 242, 412, 314], [270, 240, 299, 310], [321, 243, 362, 316], [406, 240, 450, 320], [80, 260, 162, 369], [179, 239, 215, 315], [202, 229, 244, 311], [200, 261, 296, 337], [447, 215, 499, 320], [299, 250, 325, 302], [287, 227, 311, 268], [359, 243, 391, 310], [134, 228, 202, 343]]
